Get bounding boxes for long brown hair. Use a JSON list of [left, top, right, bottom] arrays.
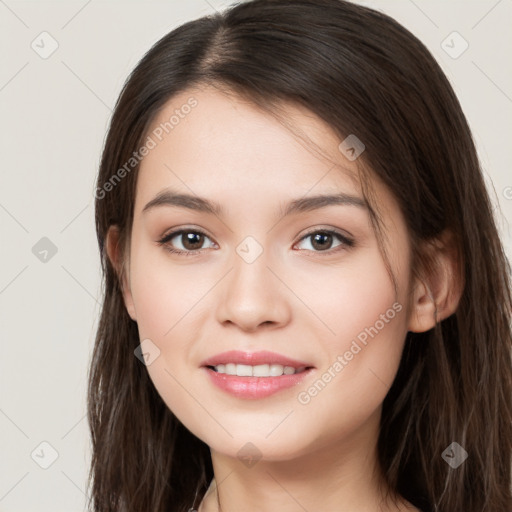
[[87, 1, 512, 510]]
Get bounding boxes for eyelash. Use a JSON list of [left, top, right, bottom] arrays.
[[157, 227, 355, 257]]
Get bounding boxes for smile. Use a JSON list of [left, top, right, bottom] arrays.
[[209, 363, 307, 377]]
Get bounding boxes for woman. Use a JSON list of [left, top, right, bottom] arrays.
[[87, 1, 512, 511]]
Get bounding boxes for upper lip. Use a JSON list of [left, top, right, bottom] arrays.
[[200, 350, 314, 369]]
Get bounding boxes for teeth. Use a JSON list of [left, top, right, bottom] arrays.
[[225, 363, 236, 375], [253, 364, 270, 377], [212, 363, 306, 377], [236, 364, 253, 377]]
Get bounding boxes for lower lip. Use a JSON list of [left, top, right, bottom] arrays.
[[203, 366, 314, 399]]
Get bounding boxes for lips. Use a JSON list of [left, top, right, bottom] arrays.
[[200, 350, 316, 399], [200, 350, 314, 369]]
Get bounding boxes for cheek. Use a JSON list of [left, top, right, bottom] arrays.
[[287, 247, 409, 432], [127, 243, 215, 413], [128, 238, 211, 340], [290, 245, 402, 344], [126, 228, 411, 457], [291, 317, 406, 454]]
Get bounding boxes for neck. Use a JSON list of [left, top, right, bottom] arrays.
[[197, 410, 415, 512]]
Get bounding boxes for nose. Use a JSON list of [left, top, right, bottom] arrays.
[[215, 246, 292, 332]]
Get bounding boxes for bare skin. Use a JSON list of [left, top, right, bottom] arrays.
[[107, 85, 460, 512], [198, 475, 419, 512]]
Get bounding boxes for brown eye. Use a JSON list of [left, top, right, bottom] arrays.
[[158, 229, 216, 255], [295, 229, 355, 254], [310, 232, 334, 251], [179, 231, 205, 250]]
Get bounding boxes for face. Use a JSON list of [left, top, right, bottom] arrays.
[[116, 85, 415, 462]]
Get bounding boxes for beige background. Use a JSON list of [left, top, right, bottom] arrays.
[[0, 0, 511, 510]]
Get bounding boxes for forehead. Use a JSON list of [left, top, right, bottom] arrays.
[[136, 86, 364, 205], [133, 85, 403, 232]]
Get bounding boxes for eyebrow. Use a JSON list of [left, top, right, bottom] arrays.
[[142, 188, 368, 217]]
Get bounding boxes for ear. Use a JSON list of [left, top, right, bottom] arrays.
[[407, 230, 463, 333], [105, 225, 137, 321]]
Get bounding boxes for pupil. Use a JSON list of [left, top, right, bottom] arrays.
[[184, 232, 203, 250], [312, 233, 332, 251]]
